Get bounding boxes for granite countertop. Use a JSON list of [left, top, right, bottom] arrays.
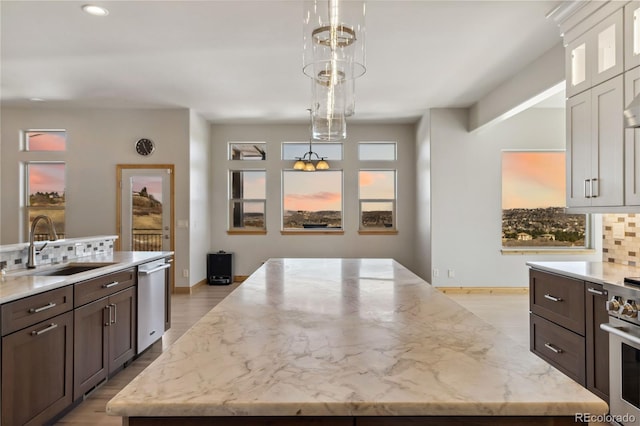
[[107, 258, 607, 419], [527, 261, 640, 289], [0, 251, 174, 304]]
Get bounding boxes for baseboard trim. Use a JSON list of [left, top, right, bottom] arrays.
[[234, 275, 249, 283], [174, 279, 207, 294], [438, 287, 529, 294]]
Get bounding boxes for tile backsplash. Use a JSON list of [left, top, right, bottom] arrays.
[[0, 236, 116, 271], [603, 214, 640, 265]]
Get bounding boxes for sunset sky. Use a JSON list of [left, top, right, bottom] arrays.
[[131, 176, 163, 203], [26, 131, 66, 151], [502, 151, 565, 209], [28, 163, 65, 195]]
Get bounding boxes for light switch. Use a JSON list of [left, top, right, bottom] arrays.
[[177, 220, 189, 228]]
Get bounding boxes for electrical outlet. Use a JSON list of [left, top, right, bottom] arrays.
[[448, 269, 455, 278], [182, 269, 189, 278], [433, 268, 439, 277]]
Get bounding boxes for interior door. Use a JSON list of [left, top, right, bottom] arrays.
[[117, 166, 174, 252]]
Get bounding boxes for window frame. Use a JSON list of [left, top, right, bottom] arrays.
[[227, 169, 267, 234], [24, 161, 66, 241], [358, 169, 397, 233], [281, 168, 344, 234], [23, 129, 67, 152], [500, 149, 592, 253]]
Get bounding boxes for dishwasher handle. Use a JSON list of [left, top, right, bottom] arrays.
[[138, 263, 171, 276]]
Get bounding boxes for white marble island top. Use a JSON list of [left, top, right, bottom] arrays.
[[107, 258, 607, 419]]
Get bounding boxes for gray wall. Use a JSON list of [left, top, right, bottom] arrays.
[[428, 107, 602, 287], [0, 107, 194, 288], [210, 122, 417, 276]]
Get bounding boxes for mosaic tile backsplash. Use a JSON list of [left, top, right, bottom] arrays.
[[603, 214, 640, 266], [0, 237, 116, 272]]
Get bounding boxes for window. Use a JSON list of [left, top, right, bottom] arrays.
[[229, 170, 266, 231], [229, 143, 266, 160], [24, 130, 66, 151], [358, 142, 396, 161], [501, 151, 588, 249], [359, 170, 396, 230], [282, 142, 343, 160], [282, 170, 343, 231], [26, 162, 66, 240]]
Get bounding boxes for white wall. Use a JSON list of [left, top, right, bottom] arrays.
[[210, 122, 417, 276], [189, 110, 211, 286], [0, 107, 193, 287], [429, 107, 602, 287]]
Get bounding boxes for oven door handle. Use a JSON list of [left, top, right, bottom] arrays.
[[600, 323, 640, 345]]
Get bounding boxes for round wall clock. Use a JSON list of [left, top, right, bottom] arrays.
[[135, 138, 155, 156]]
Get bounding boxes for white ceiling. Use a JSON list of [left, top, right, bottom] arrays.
[[0, 0, 564, 124]]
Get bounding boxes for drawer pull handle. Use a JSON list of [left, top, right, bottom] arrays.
[[587, 287, 604, 296], [544, 343, 563, 354], [102, 281, 119, 289], [31, 323, 58, 336], [544, 294, 563, 302], [28, 302, 56, 313]]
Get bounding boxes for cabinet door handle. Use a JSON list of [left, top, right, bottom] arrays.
[[544, 342, 563, 354], [104, 305, 111, 326], [544, 294, 563, 302], [110, 303, 117, 324], [31, 323, 58, 336], [587, 287, 605, 296], [102, 281, 119, 289], [28, 302, 56, 313], [584, 179, 591, 198], [591, 177, 598, 198]]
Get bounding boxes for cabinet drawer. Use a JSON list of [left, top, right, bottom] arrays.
[[74, 268, 135, 307], [530, 313, 586, 385], [1, 286, 73, 336], [530, 269, 585, 335]]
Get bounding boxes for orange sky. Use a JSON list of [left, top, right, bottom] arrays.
[[502, 151, 565, 209], [27, 131, 66, 151]]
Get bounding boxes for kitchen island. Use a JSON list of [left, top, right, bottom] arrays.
[[107, 258, 607, 425]]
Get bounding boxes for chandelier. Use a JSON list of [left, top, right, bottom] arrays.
[[303, 0, 366, 141], [294, 110, 331, 171]]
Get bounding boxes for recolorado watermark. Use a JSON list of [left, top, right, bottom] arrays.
[[575, 412, 636, 423]]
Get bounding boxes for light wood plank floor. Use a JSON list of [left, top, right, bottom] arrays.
[[55, 286, 531, 425]]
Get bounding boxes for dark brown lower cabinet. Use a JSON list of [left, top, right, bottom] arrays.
[[529, 268, 609, 402], [585, 283, 609, 402], [74, 286, 136, 400], [1, 311, 73, 426]]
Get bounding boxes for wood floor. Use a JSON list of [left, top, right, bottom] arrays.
[[54, 285, 530, 425]]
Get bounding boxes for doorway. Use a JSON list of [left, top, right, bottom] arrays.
[[116, 165, 175, 253]]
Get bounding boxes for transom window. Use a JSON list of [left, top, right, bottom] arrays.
[[24, 130, 67, 151], [229, 142, 266, 160]]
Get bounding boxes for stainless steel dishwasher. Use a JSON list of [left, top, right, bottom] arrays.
[[137, 258, 170, 354]]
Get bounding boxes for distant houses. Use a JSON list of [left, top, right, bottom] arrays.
[[517, 232, 532, 241]]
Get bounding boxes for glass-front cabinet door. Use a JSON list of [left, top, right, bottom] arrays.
[[625, 1, 640, 71], [566, 8, 623, 97]]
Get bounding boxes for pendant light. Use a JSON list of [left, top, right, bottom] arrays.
[[293, 110, 331, 171]]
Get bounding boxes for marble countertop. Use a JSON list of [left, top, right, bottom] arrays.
[[107, 258, 607, 418], [0, 251, 173, 304], [527, 261, 640, 289]]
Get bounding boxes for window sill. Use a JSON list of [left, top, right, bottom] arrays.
[[358, 230, 398, 235], [280, 230, 344, 235], [227, 230, 267, 235], [501, 248, 596, 255]]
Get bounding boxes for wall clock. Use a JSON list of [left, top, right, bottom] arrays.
[[135, 138, 155, 156]]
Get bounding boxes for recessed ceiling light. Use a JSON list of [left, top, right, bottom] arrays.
[[82, 4, 109, 16], [29, 98, 45, 102]]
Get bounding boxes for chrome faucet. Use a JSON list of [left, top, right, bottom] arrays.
[[26, 215, 58, 269]]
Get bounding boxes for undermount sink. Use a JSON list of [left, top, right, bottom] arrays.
[[29, 262, 117, 276]]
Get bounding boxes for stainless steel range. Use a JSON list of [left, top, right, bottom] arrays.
[[602, 277, 640, 426]]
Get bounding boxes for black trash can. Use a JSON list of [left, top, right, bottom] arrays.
[[207, 251, 233, 285]]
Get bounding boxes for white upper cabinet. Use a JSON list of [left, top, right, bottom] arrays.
[[625, 1, 640, 71], [566, 75, 624, 208], [625, 67, 640, 205], [566, 9, 624, 98]]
